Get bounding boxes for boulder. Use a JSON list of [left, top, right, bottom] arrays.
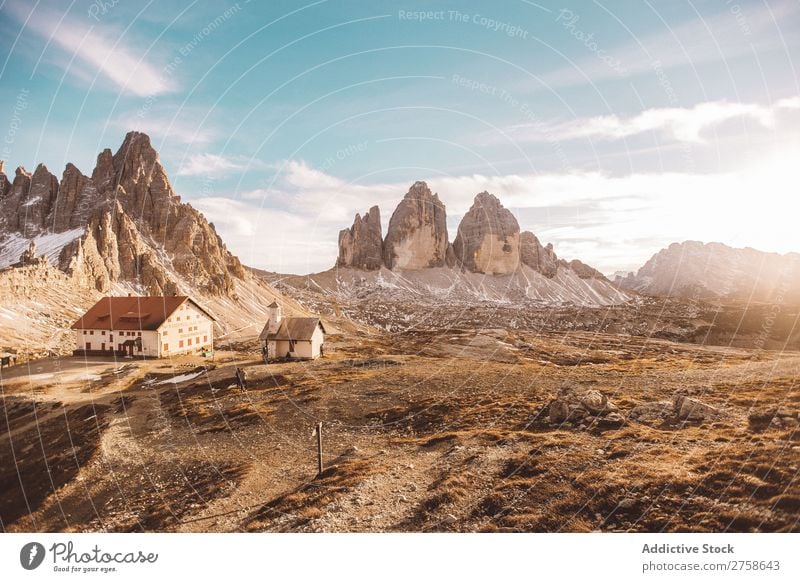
[[547, 385, 621, 428], [673, 394, 719, 421], [581, 390, 609, 414]]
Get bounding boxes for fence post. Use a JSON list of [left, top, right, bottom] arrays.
[[316, 421, 323, 475]]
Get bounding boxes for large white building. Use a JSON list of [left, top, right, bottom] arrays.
[[258, 301, 326, 361], [71, 295, 216, 358]]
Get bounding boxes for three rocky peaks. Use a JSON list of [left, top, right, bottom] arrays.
[[337, 181, 604, 279], [0, 131, 244, 296]]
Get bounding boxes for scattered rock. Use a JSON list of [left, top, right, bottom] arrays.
[[628, 401, 673, 425], [673, 394, 719, 421], [601, 412, 626, 428], [547, 385, 622, 429], [581, 390, 609, 414], [748, 406, 798, 430], [548, 399, 569, 424]]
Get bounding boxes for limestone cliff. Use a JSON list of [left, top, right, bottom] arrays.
[[452, 192, 520, 275], [383, 181, 449, 270], [337, 206, 383, 270]]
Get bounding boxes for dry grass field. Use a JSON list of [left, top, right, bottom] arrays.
[[1, 320, 798, 532]]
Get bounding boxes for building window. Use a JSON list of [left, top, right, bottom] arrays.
[[137, 332, 141, 336], [101, 343, 105, 350], [85, 342, 91, 350], [163, 343, 169, 352], [203, 335, 207, 342], [179, 340, 184, 348], [179, 328, 183, 333], [109, 335, 113, 342], [101, 330, 106, 335], [90, 330, 94, 335]]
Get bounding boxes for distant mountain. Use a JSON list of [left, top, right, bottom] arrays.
[[0, 132, 304, 358], [617, 241, 800, 303], [331, 181, 627, 306]]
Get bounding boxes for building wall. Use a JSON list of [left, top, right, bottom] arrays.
[[74, 300, 214, 358], [74, 329, 159, 357], [310, 325, 324, 358], [265, 325, 325, 360], [156, 301, 214, 357]]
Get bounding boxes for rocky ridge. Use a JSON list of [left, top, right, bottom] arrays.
[[617, 241, 800, 303], [0, 131, 243, 296], [335, 180, 609, 283]]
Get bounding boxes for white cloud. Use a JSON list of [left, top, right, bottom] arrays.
[[196, 146, 800, 275], [192, 196, 338, 274], [6, 0, 173, 97], [502, 98, 798, 144], [193, 197, 256, 236], [177, 153, 243, 177]]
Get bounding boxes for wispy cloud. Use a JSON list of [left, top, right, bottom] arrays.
[[112, 112, 215, 144], [537, 3, 799, 90], [5, 0, 174, 96], [177, 153, 243, 177], [500, 97, 800, 144]]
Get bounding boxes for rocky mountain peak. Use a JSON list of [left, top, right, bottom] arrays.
[[452, 191, 520, 275], [519, 230, 559, 277], [0, 132, 245, 296], [337, 205, 383, 270], [383, 181, 449, 270], [619, 240, 800, 301]]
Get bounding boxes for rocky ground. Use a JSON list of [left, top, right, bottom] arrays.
[[1, 327, 797, 532]]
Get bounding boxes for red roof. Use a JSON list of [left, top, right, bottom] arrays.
[[71, 296, 215, 331]]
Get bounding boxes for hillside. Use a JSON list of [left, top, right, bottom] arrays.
[[617, 241, 800, 303]]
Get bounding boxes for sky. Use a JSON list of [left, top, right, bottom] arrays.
[[0, 0, 799, 275]]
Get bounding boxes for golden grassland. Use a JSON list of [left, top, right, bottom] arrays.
[[1, 328, 797, 532]]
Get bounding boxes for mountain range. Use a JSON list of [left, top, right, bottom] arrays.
[[617, 241, 800, 303], [1, 131, 798, 358]]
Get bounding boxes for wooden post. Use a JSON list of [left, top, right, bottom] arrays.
[[316, 421, 323, 475]]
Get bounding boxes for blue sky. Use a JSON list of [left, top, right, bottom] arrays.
[[1, 0, 799, 274]]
